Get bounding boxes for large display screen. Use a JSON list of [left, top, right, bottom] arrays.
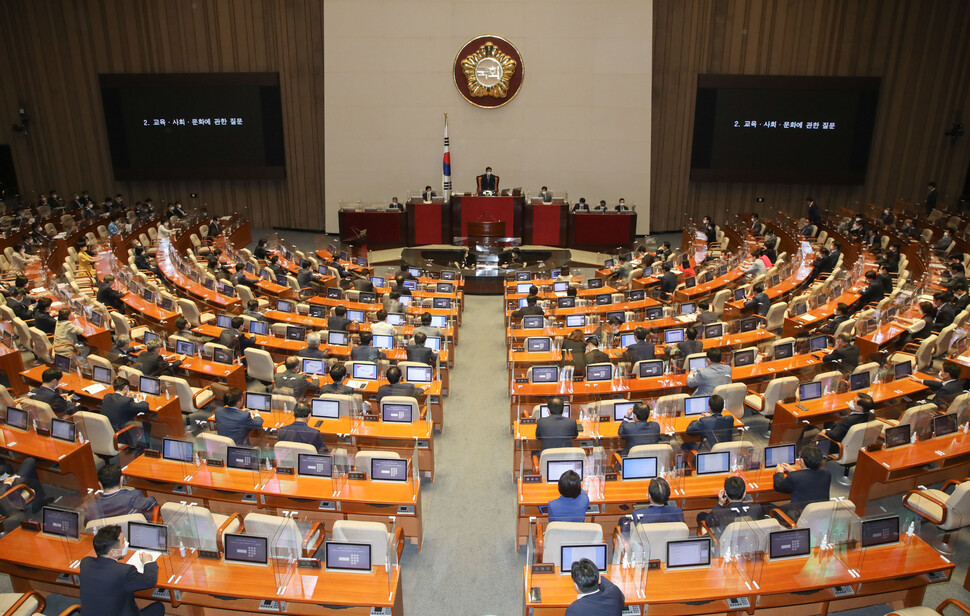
[[690, 75, 880, 184], [100, 73, 285, 180]]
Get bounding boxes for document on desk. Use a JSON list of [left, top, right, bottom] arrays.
[[126, 550, 159, 574], [346, 379, 368, 389], [82, 383, 108, 395]]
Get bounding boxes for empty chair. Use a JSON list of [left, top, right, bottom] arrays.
[[0, 590, 45, 616], [744, 376, 798, 422], [655, 393, 688, 416], [904, 479, 970, 554], [534, 447, 586, 480], [787, 500, 859, 548], [614, 521, 689, 564], [196, 432, 235, 460], [379, 396, 421, 423], [887, 599, 970, 616], [763, 302, 788, 332], [621, 443, 675, 472], [540, 522, 603, 566], [820, 420, 883, 483], [160, 502, 241, 551], [84, 512, 148, 534], [354, 450, 402, 477], [274, 441, 317, 469], [711, 289, 731, 317], [18, 399, 56, 430], [244, 348, 277, 384], [711, 441, 760, 469], [159, 375, 214, 417], [712, 382, 747, 419], [242, 512, 323, 558], [178, 298, 215, 327], [811, 371, 843, 396], [73, 411, 136, 460], [236, 284, 269, 310], [850, 362, 880, 384], [331, 520, 405, 566], [715, 517, 784, 556]]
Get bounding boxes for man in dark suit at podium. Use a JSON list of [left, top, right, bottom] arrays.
[[477, 167, 498, 194], [422, 186, 435, 202]]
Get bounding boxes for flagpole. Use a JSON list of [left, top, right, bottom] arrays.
[[442, 113, 452, 202]]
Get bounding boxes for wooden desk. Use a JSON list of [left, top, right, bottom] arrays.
[[338, 209, 409, 247], [0, 528, 403, 616], [783, 288, 863, 338], [122, 456, 424, 549], [0, 426, 98, 492], [175, 355, 247, 391], [155, 238, 240, 313], [567, 212, 636, 249], [0, 340, 28, 395], [769, 377, 930, 444], [849, 431, 970, 514], [523, 535, 951, 615], [19, 365, 185, 438], [672, 267, 746, 303]]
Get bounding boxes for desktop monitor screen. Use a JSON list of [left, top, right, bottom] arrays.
[[537, 404, 571, 419], [216, 314, 233, 328], [586, 364, 612, 382], [162, 438, 194, 462], [516, 272, 532, 282], [139, 376, 161, 395], [339, 251, 349, 261], [553, 281, 569, 293], [696, 451, 730, 475], [734, 349, 756, 367], [302, 359, 328, 375], [861, 516, 900, 548], [546, 459, 584, 483], [371, 458, 408, 481], [42, 508, 79, 540], [638, 360, 664, 378], [50, 418, 76, 442], [809, 335, 829, 352], [604, 259, 615, 268], [645, 307, 663, 320], [764, 444, 796, 467], [430, 315, 447, 328], [328, 331, 349, 346], [402, 281, 417, 292], [606, 311, 626, 323], [793, 303, 808, 316], [213, 348, 233, 364], [219, 283, 236, 298], [143, 331, 160, 345], [934, 413, 958, 437], [799, 382, 822, 401], [386, 313, 405, 326], [129, 522, 168, 552], [522, 316, 544, 329], [327, 287, 342, 299], [347, 309, 365, 322], [665, 538, 711, 569], [325, 542, 371, 572], [848, 372, 870, 391], [622, 457, 658, 480], [359, 292, 377, 304], [175, 340, 195, 356], [370, 276, 384, 288], [595, 293, 612, 305], [516, 282, 532, 294], [733, 288, 747, 301], [684, 396, 710, 416], [425, 336, 442, 352], [774, 342, 794, 360], [245, 392, 271, 412], [53, 354, 71, 371], [441, 270, 456, 280], [683, 277, 697, 289], [560, 544, 607, 574], [352, 363, 378, 380], [92, 365, 114, 384], [619, 333, 637, 348], [680, 302, 696, 315], [298, 454, 333, 477], [311, 399, 340, 419], [405, 365, 433, 383], [893, 361, 913, 379], [89, 311, 104, 327], [436, 282, 454, 293], [142, 289, 155, 303], [530, 366, 559, 383], [588, 278, 604, 289], [629, 289, 645, 301], [248, 320, 269, 336], [688, 357, 708, 372], [612, 401, 636, 421], [739, 317, 759, 332], [224, 533, 268, 566], [381, 403, 413, 423], [768, 528, 812, 560], [408, 268, 422, 277], [372, 334, 394, 350], [664, 329, 685, 344], [286, 326, 306, 341], [884, 424, 911, 448], [565, 315, 586, 327], [308, 304, 326, 318], [226, 446, 260, 471], [704, 324, 723, 339], [275, 275, 288, 287]]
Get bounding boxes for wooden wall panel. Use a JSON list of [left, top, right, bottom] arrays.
[[0, 0, 325, 231], [652, 0, 970, 232]]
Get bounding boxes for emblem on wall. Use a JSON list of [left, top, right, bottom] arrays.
[[453, 36, 524, 108]]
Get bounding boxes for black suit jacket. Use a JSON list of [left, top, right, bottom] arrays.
[[32, 309, 56, 334], [278, 420, 327, 453], [29, 386, 73, 416], [660, 272, 678, 294], [97, 284, 125, 311], [536, 415, 579, 451], [933, 303, 956, 331], [479, 173, 497, 192], [858, 282, 885, 306], [618, 420, 661, 455], [79, 556, 159, 616], [328, 316, 352, 332], [923, 378, 964, 404], [685, 413, 736, 450], [954, 293, 970, 313], [827, 410, 869, 443], [773, 468, 830, 507], [572, 203, 590, 212], [136, 351, 179, 376], [823, 344, 860, 370], [101, 392, 150, 431], [405, 343, 437, 366], [623, 341, 656, 363], [375, 382, 420, 403], [564, 576, 625, 616]]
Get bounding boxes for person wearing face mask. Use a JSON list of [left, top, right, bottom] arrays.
[[910, 361, 964, 406], [701, 216, 716, 244], [816, 393, 874, 455], [80, 524, 165, 615]]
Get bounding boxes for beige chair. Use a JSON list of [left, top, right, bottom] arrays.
[[160, 375, 214, 416], [904, 479, 970, 553], [160, 502, 241, 552], [819, 420, 883, 484], [832, 318, 856, 338], [655, 393, 688, 416], [196, 432, 236, 460], [84, 512, 148, 534], [850, 362, 880, 384], [178, 298, 215, 327], [712, 382, 747, 419], [711, 441, 759, 469], [539, 521, 603, 566], [274, 441, 318, 469], [331, 519, 405, 566], [810, 371, 843, 396], [355, 450, 402, 478], [0, 591, 45, 616], [625, 443, 675, 465], [236, 284, 269, 310], [744, 376, 798, 422], [117, 365, 145, 389], [711, 289, 731, 317], [0, 386, 16, 412], [763, 302, 788, 332], [74, 411, 136, 459], [19, 399, 57, 430], [245, 348, 277, 384], [786, 500, 859, 547], [86, 355, 115, 381], [614, 521, 689, 564], [315, 393, 363, 417], [108, 311, 148, 341], [716, 517, 784, 556], [28, 327, 57, 363], [887, 599, 970, 616], [242, 512, 323, 558], [535, 447, 586, 480]]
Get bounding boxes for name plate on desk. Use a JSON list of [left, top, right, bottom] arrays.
[[605, 472, 618, 482], [276, 466, 294, 475], [363, 415, 380, 422], [206, 459, 225, 467], [20, 520, 40, 532], [143, 449, 160, 458], [348, 471, 367, 481], [515, 378, 528, 383], [531, 563, 554, 574], [523, 474, 542, 483], [520, 417, 536, 424], [198, 549, 221, 559], [297, 558, 320, 569], [36, 427, 50, 437]]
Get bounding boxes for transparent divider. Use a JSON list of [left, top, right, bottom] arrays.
[[828, 497, 864, 573], [385, 516, 400, 597], [162, 502, 202, 582], [271, 513, 303, 593], [728, 518, 766, 592]]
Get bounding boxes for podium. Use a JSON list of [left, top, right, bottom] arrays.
[[406, 198, 451, 245], [524, 198, 567, 246], [451, 195, 524, 240]]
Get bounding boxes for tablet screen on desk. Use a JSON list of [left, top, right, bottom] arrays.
[[739, 317, 759, 332], [245, 392, 271, 412], [665, 538, 711, 569], [588, 278, 604, 290], [381, 403, 412, 423], [586, 364, 612, 382], [537, 404, 570, 419], [143, 331, 160, 346], [163, 438, 194, 463], [695, 451, 730, 475], [370, 276, 384, 288], [768, 528, 811, 560], [516, 272, 532, 282], [328, 331, 348, 346], [556, 297, 576, 309], [798, 382, 822, 402], [286, 326, 306, 341], [301, 358, 327, 376], [679, 303, 696, 315], [774, 342, 794, 360], [638, 360, 664, 378], [4, 407, 28, 431], [618, 333, 637, 348], [224, 533, 268, 566], [430, 315, 447, 328], [764, 444, 795, 467], [893, 361, 913, 379], [606, 311, 625, 323], [683, 277, 697, 289], [406, 365, 433, 383], [560, 544, 607, 574], [326, 542, 371, 572], [92, 365, 114, 384], [213, 348, 233, 364], [358, 292, 377, 304], [433, 297, 452, 309], [42, 507, 79, 540], [861, 516, 899, 548], [216, 314, 233, 329], [89, 311, 104, 327], [308, 304, 326, 319], [688, 357, 708, 372], [425, 337, 442, 352], [546, 459, 583, 483], [565, 315, 586, 327], [139, 376, 161, 396], [248, 321, 269, 336], [628, 289, 645, 301], [372, 334, 394, 350], [733, 349, 755, 367], [386, 313, 405, 326], [226, 446, 259, 471], [371, 458, 408, 482], [934, 413, 957, 437], [884, 424, 910, 448], [50, 418, 76, 442], [516, 282, 532, 294], [612, 401, 635, 421], [530, 366, 558, 383], [327, 287, 342, 299], [595, 293, 612, 306], [733, 288, 747, 301], [622, 457, 658, 480], [351, 363, 378, 380], [522, 316, 544, 329], [645, 307, 663, 320], [311, 399, 340, 419], [347, 310, 364, 323], [53, 354, 71, 372], [684, 396, 710, 416], [129, 521, 168, 552], [809, 335, 829, 352], [664, 329, 685, 344], [441, 270, 456, 281], [848, 372, 870, 391], [553, 281, 569, 293], [298, 454, 332, 477]]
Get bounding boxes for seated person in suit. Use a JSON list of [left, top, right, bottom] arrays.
[[615, 198, 630, 212], [253, 239, 270, 260], [618, 402, 661, 456], [387, 197, 403, 211], [383, 290, 405, 314], [277, 402, 327, 453], [857, 270, 886, 306], [376, 366, 420, 403], [609, 255, 634, 282], [136, 336, 181, 376], [218, 316, 256, 356], [547, 469, 589, 523], [535, 396, 578, 453], [816, 393, 874, 455], [422, 185, 434, 202], [231, 262, 259, 288], [106, 335, 134, 365], [267, 255, 288, 277], [80, 524, 164, 616], [405, 331, 438, 367], [242, 299, 268, 322], [772, 444, 830, 520], [511, 295, 544, 319], [805, 247, 833, 283], [572, 197, 590, 212], [685, 348, 733, 397], [659, 263, 678, 297], [31, 296, 56, 334], [696, 475, 764, 531], [174, 316, 210, 345], [297, 333, 329, 360], [821, 333, 860, 371], [53, 307, 85, 356], [899, 300, 936, 343], [319, 364, 357, 396], [594, 200, 608, 212], [328, 305, 352, 332], [583, 336, 610, 369], [930, 292, 956, 333], [622, 327, 655, 365], [478, 166, 498, 194], [910, 360, 964, 406], [274, 356, 319, 398], [814, 302, 850, 336], [632, 478, 685, 524], [953, 284, 970, 313], [350, 331, 387, 363], [695, 300, 717, 325], [665, 325, 703, 363], [0, 458, 47, 522], [744, 283, 770, 317], [297, 262, 323, 290], [29, 368, 79, 416], [539, 186, 552, 203], [933, 228, 955, 256], [561, 329, 588, 376], [566, 558, 625, 616], [101, 377, 151, 450], [413, 311, 444, 341], [684, 394, 735, 451], [215, 388, 263, 446], [83, 464, 157, 522]]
